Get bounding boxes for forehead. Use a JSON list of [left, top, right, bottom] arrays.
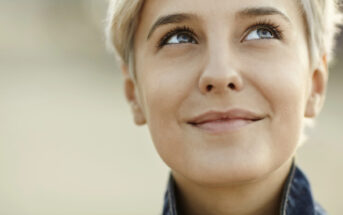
[[138, 0, 302, 30]]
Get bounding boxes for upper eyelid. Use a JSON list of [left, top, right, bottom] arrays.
[[242, 22, 283, 41], [246, 21, 281, 32], [166, 31, 196, 42], [147, 8, 291, 40], [157, 21, 283, 47], [158, 27, 198, 47]]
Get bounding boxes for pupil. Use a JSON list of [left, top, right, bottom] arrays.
[[178, 34, 190, 43], [258, 29, 272, 38]]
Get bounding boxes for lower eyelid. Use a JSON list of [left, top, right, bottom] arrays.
[[158, 26, 198, 48], [157, 23, 283, 49], [242, 28, 281, 42], [243, 20, 283, 38], [160, 33, 197, 47]]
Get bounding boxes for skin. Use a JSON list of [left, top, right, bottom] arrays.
[[122, 0, 328, 214]]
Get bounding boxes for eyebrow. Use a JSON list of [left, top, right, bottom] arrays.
[[237, 7, 291, 23], [147, 13, 194, 40], [146, 7, 291, 40]]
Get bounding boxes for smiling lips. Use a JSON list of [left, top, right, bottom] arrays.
[[187, 109, 265, 134]]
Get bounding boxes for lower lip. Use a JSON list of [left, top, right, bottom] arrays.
[[190, 119, 260, 134]]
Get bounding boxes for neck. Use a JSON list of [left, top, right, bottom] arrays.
[[172, 158, 293, 215]]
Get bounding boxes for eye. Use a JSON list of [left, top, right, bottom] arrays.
[[243, 22, 282, 42], [245, 28, 275, 40], [158, 26, 198, 48], [165, 32, 197, 45]]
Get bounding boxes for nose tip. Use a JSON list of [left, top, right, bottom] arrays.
[[198, 43, 244, 94], [200, 74, 243, 94], [205, 82, 237, 92]]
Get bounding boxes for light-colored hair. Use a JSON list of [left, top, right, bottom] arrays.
[[106, 0, 144, 71], [106, 0, 342, 68]]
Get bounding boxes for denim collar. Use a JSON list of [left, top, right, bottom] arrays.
[[162, 160, 327, 215]]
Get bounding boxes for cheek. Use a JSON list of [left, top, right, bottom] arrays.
[[140, 65, 193, 121], [137, 47, 202, 125], [136, 58, 199, 165], [247, 51, 308, 151]]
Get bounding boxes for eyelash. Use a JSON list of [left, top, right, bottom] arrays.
[[157, 25, 197, 49], [244, 19, 283, 41], [157, 20, 283, 49]]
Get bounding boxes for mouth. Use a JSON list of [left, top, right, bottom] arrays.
[[187, 109, 265, 134]]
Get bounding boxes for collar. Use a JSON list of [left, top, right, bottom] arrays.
[[162, 160, 326, 215]]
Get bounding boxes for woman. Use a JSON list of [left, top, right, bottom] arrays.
[[107, 0, 342, 214]]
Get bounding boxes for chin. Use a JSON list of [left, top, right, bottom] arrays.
[[173, 125, 296, 186], [190, 161, 273, 187], [154, 121, 297, 186], [169, 148, 274, 188]]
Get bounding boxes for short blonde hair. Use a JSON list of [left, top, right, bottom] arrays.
[[106, 0, 342, 67], [106, 0, 144, 67]]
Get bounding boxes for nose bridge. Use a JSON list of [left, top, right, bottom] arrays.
[[199, 33, 243, 94], [207, 37, 231, 72]]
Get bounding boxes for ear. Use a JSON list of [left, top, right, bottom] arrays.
[[305, 55, 328, 118], [121, 64, 146, 125]]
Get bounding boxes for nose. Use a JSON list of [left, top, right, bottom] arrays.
[[198, 52, 244, 94]]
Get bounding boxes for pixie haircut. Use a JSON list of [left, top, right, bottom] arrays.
[[106, 0, 342, 69]]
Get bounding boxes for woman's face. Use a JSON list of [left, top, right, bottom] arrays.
[[128, 0, 326, 185]]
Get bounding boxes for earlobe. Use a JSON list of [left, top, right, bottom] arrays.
[[130, 100, 147, 125], [122, 64, 146, 125], [305, 94, 321, 118], [304, 55, 328, 118]]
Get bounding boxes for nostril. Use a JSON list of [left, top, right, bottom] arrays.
[[228, 83, 235, 89], [206, 85, 213, 91]]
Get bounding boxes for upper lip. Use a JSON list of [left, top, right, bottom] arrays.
[[187, 109, 265, 125]]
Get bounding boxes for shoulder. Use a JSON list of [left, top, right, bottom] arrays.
[[280, 161, 328, 215]]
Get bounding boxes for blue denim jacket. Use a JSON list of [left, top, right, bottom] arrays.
[[162, 160, 327, 215]]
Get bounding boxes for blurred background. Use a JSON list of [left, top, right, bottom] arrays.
[[0, 1, 342, 214]]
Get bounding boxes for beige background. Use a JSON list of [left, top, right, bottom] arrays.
[[0, 1, 342, 214]]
